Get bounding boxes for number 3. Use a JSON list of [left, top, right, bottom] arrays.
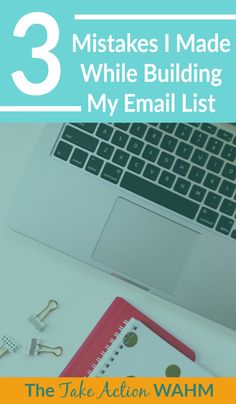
[[12, 12, 61, 96]]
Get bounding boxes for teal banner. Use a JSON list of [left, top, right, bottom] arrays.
[[0, 1, 236, 121]]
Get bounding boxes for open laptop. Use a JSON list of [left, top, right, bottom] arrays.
[[8, 123, 236, 329]]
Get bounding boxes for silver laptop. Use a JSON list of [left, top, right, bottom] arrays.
[[8, 123, 236, 329]]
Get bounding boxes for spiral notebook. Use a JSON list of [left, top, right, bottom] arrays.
[[60, 297, 196, 377], [89, 318, 213, 377]]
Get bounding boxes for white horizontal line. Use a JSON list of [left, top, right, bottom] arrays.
[[74, 14, 236, 21], [0, 106, 82, 112]]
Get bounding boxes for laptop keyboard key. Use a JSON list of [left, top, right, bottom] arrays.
[[173, 159, 190, 176], [158, 152, 175, 169], [127, 137, 144, 155], [54, 141, 72, 161], [207, 156, 224, 173], [112, 149, 130, 167], [62, 126, 99, 152], [217, 129, 233, 142], [231, 230, 236, 239], [221, 144, 236, 161], [201, 123, 217, 134], [190, 130, 208, 148], [219, 180, 235, 197], [160, 135, 178, 152], [86, 156, 103, 175], [220, 199, 236, 216], [197, 207, 219, 228], [203, 173, 221, 191], [158, 171, 176, 188], [96, 124, 113, 141], [97, 142, 114, 159], [160, 123, 177, 134], [101, 163, 123, 184], [204, 192, 221, 209], [222, 163, 236, 181], [128, 157, 145, 174], [176, 141, 193, 159], [191, 149, 209, 166], [190, 123, 201, 127], [111, 130, 129, 148], [188, 166, 205, 184], [114, 123, 130, 131], [130, 123, 147, 138], [120, 172, 199, 219], [174, 178, 191, 195], [70, 123, 97, 133], [206, 138, 223, 155], [216, 216, 234, 235], [145, 127, 162, 145], [189, 185, 206, 202], [143, 164, 160, 181], [70, 148, 88, 168], [142, 144, 159, 162], [174, 123, 192, 140]]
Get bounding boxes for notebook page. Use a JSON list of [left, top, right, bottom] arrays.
[[90, 318, 213, 377]]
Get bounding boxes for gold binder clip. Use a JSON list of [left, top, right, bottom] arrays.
[[28, 299, 59, 332], [29, 338, 63, 357]]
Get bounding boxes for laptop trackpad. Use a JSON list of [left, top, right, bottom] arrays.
[[93, 198, 199, 295]]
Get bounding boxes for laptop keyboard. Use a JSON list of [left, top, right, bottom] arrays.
[[53, 122, 236, 240]]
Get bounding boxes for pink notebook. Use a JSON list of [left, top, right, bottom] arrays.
[[60, 297, 195, 377]]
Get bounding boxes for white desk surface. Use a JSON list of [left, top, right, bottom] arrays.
[[0, 124, 236, 377]]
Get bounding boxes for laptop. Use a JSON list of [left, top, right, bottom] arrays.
[[8, 122, 236, 329]]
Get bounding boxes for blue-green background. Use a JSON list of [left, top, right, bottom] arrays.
[[0, 0, 236, 122]]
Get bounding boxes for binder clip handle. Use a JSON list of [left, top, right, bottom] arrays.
[[37, 300, 58, 322]]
